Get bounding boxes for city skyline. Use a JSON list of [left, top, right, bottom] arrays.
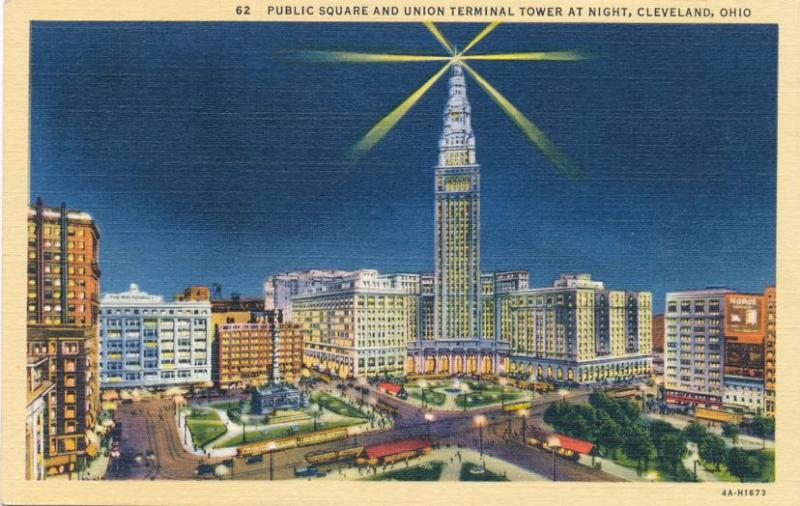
[[30, 22, 777, 312]]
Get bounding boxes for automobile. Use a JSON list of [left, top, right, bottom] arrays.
[[347, 382, 354, 388], [195, 464, 215, 478], [294, 466, 320, 477], [246, 455, 264, 464]]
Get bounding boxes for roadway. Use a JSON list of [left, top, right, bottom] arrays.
[[106, 382, 621, 482]]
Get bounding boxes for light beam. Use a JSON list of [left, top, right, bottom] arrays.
[[350, 61, 454, 160], [423, 22, 454, 55], [461, 62, 582, 180], [460, 21, 501, 55], [293, 51, 450, 63], [463, 50, 587, 62]]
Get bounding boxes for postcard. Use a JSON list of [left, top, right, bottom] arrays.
[[2, 0, 797, 505]]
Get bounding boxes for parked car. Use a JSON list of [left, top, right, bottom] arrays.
[[294, 466, 321, 477], [246, 455, 264, 464], [195, 464, 215, 478]]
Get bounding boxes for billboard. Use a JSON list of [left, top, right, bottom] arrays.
[[724, 294, 765, 343], [723, 342, 764, 378]]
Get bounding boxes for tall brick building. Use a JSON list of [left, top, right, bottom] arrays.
[[27, 199, 101, 476]]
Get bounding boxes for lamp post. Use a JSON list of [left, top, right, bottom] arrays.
[[418, 379, 428, 410], [312, 404, 320, 432], [357, 376, 367, 406], [499, 377, 508, 409], [519, 409, 529, 443], [268, 442, 277, 481], [693, 459, 699, 481], [638, 384, 647, 412], [547, 435, 561, 482], [474, 415, 487, 456], [424, 412, 435, 441]]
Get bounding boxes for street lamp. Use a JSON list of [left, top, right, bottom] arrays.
[[638, 383, 647, 412], [357, 377, 368, 406], [268, 442, 277, 481], [418, 379, 428, 409], [474, 415, 487, 456], [518, 409, 529, 443], [424, 412, 435, 441], [312, 404, 320, 432], [547, 435, 561, 482]]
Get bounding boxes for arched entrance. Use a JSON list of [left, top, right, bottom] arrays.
[[425, 355, 436, 374], [480, 356, 493, 375], [454, 355, 464, 374], [405, 356, 416, 374], [438, 355, 450, 374], [467, 355, 478, 374]]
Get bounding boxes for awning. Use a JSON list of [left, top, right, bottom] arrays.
[[365, 438, 430, 460], [553, 433, 594, 455]]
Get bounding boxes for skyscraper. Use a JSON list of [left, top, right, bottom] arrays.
[[26, 198, 101, 476], [408, 63, 509, 375]]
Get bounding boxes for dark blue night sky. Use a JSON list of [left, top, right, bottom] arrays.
[[30, 22, 777, 312]]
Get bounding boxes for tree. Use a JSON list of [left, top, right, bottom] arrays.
[[684, 421, 708, 444], [597, 415, 624, 458], [726, 447, 757, 483], [659, 432, 689, 474], [751, 416, 774, 449], [722, 422, 740, 444], [698, 434, 727, 471], [624, 425, 654, 474]]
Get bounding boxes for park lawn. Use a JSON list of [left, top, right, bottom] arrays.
[[604, 447, 694, 482], [455, 390, 523, 409], [313, 393, 368, 419], [189, 408, 220, 420], [460, 462, 509, 482], [407, 388, 447, 406], [702, 462, 739, 482], [187, 419, 227, 448], [209, 400, 243, 411], [366, 461, 444, 481]]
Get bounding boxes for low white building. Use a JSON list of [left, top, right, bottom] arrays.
[[99, 284, 211, 389]]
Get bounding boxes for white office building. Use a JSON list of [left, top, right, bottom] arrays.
[[99, 283, 212, 389]]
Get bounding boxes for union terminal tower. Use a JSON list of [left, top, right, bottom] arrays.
[[408, 63, 511, 375]]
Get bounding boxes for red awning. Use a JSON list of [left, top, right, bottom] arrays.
[[553, 434, 594, 455], [378, 382, 403, 395], [365, 438, 430, 460]]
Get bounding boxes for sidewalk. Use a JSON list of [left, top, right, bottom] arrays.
[[684, 442, 719, 482], [644, 413, 774, 450], [579, 454, 646, 482]]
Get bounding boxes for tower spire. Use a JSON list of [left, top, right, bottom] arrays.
[[438, 62, 476, 167]]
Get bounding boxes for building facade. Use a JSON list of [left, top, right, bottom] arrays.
[[652, 314, 665, 378], [764, 286, 776, 416], [99, 284, 212, 389], [664, 289, 730, 408], [27, 199, 101, 476], [27, 325, 100, 475], [721, 292, 767, 413], [293, 269, 418, 379], [264, 269, 354, 321], [214, 311, 304, 388], [407, 63, 510, 375], [26, 356, 54, 480], [502, 274, 653, 384]]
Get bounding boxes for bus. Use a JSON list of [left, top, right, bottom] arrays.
[[608, 387, 638, 399]]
